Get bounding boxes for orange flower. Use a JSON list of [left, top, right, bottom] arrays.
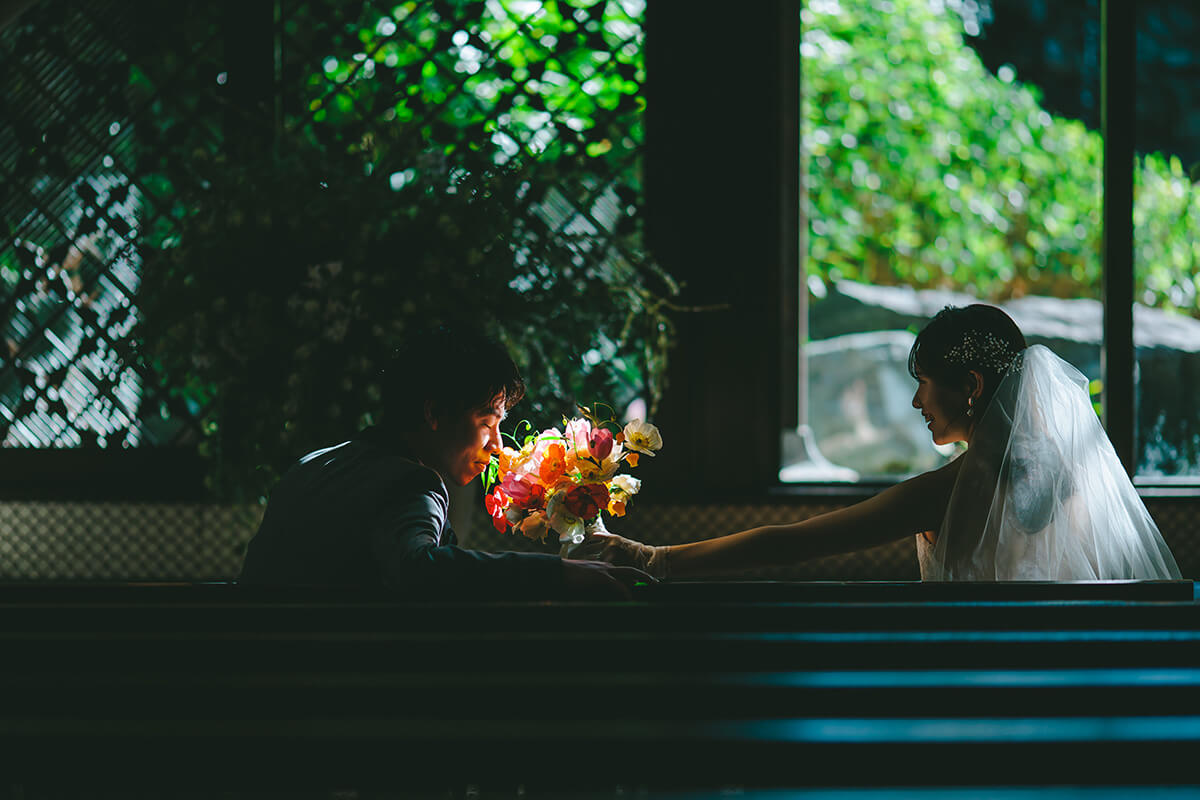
[[497, 447, 518, 479], [625, 452, 639, 468], [539, 443, 567, 484], [608, 498, 627, 517]]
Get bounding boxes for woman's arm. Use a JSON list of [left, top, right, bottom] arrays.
[[666, 458, 961, 579]]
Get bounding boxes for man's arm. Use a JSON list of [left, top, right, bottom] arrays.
[[366, 477, 568, 598]]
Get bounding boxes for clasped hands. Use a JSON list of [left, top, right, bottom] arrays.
[[570, 531, 670, 581]]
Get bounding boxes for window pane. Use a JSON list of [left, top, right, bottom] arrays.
[[1133, 2, 1200, 480], [785, 0, 1102, 481]]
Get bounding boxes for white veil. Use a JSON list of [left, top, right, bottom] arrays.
[[926, 345, 1181, 581]]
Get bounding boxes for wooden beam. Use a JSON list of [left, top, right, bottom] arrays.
[[1101, 0, 1137, 475]]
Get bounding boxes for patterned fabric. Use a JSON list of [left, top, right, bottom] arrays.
[[0, 497, 1194, 582], [0, 503, 260, 581]]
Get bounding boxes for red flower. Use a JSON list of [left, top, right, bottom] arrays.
[[587, 427, 614, 460], [501, 474, 546, 510], [484, 487, 510, 532], [564, 483, 610, 521]]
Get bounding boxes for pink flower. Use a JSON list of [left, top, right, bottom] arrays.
[[501, 473, 546, 511], [564, 418, 592, 459], [587, 427, 614, 460]]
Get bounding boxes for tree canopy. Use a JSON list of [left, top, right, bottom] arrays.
[[802, 0, 1199, 317]]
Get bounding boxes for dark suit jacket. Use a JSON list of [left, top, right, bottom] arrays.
[[238, 427, 563, 597]]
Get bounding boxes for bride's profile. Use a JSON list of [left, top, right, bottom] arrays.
[[580, 304, 1182, 582]]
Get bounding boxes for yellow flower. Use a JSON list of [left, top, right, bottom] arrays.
[[576, 444, 622, 482]]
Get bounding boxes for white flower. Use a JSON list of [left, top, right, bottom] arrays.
[[622, 419, 663, 456], [610, 474, 642, 497], [546, 492, 584, 544]]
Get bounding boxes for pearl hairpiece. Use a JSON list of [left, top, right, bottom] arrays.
[[944, 331, 1020, 374]]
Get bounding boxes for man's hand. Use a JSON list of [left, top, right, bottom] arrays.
[[561, 559, 653, 600]]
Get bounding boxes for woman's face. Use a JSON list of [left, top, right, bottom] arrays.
[[911, 366, 971, 445]]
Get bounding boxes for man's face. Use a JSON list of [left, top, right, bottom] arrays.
[[428, 393, 506, 486]]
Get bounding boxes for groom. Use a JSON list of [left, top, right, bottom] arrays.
[[238, 326, 649, 599]]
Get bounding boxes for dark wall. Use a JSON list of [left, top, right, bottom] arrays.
[[641, 0, 799, 495]]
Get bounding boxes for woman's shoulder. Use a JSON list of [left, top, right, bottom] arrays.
[[906, 456, 963, 494]]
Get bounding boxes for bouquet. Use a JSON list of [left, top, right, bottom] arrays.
[[482, 404, 663, 557]]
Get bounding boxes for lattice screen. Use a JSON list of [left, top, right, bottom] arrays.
[[0, 0, 646, 452], [1, 4, 157, 447]]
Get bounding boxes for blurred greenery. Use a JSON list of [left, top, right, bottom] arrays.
[[131, 0, 673, 501], [802, 0, 1200, 317]]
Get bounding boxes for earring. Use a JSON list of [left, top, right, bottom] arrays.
[[966, 396, 974, 418]]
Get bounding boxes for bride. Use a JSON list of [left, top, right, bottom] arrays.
[[579, 304, 1182, 582]]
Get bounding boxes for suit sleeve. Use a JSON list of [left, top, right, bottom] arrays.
[[367, 472, 564, 599]]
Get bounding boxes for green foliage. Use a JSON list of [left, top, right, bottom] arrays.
[[1135, 152, 1200, 313], [803, 0, 1200, 315], [134, 0, 673, 502]]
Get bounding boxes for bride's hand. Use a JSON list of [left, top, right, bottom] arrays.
[[572, 531, 670, 580]]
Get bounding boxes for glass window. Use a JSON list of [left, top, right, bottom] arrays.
[[1132, 2, 1200, 481], [785, 0, 1104, 481]]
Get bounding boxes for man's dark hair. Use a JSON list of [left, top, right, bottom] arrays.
[[907, 304, 1027, 414], [383, 326, 525, 431]]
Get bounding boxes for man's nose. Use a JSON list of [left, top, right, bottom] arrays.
[[912, 392, 920, 409], [484, 428, 502, 452]]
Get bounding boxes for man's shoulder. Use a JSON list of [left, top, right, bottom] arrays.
[[283, 429, 447, 502]]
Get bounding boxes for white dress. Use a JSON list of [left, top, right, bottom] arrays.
[[915, 533, 938, 581], [918, 345, 1181, 582]]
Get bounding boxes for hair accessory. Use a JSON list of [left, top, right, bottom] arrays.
[[944, 330, 1020, 374]]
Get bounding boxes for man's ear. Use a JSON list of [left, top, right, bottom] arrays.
[[423, 399, 438, 431]]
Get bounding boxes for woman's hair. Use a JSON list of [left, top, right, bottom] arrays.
[[383, 326, 525, 431], [907, 304, 1027, 414]]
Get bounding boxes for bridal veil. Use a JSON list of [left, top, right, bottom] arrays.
[[927, 345, 1181, 581]]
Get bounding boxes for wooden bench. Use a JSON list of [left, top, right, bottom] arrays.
[[0, 581, 1196, 794]]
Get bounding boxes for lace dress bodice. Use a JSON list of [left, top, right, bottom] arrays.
[[915, 533, 938, 581]]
